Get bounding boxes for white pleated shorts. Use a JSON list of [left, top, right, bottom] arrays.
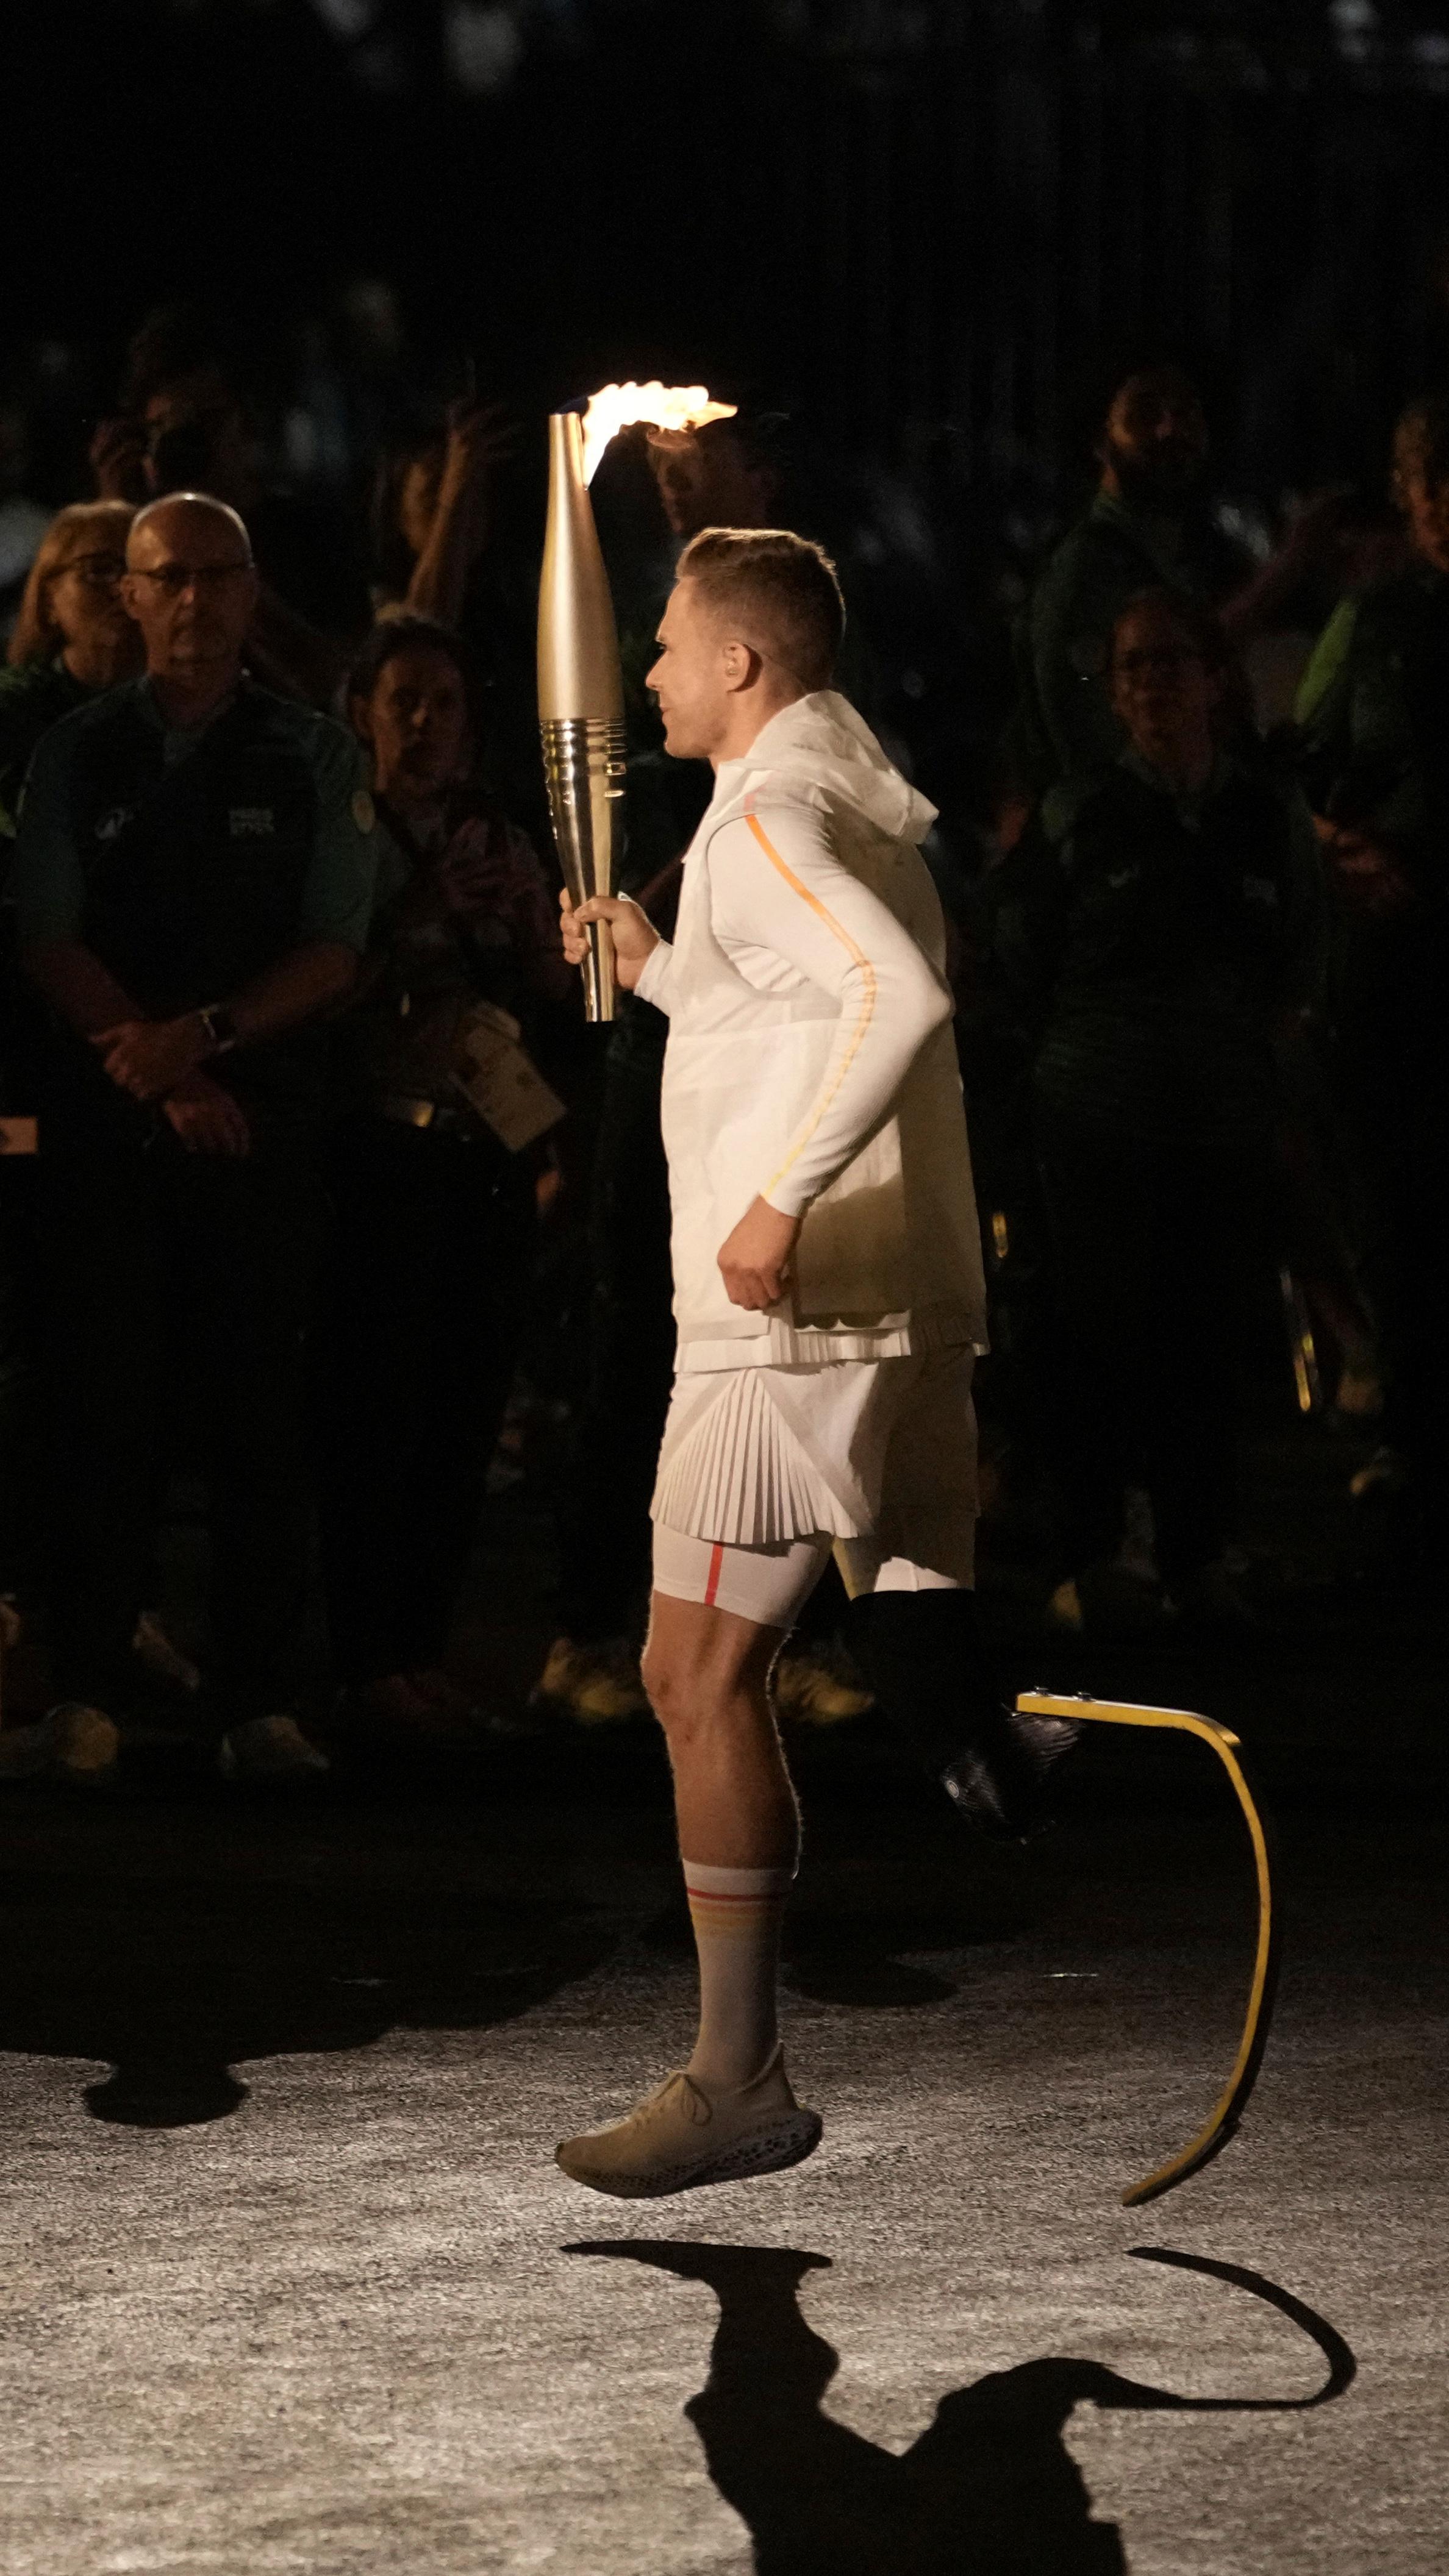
[[650, 1349, 978, 1613]]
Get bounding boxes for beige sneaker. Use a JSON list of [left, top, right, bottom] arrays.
[[532, 1636, 649, 1724], [556, 2047, 822, 2198]]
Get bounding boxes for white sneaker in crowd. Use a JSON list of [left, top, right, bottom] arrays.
[[217, 1714, 329, 1784], [132, 1612, 201, 1694], [556, 2045, 822, 2198]]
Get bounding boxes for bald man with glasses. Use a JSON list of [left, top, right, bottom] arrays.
[[12, 494, 379, 1780]]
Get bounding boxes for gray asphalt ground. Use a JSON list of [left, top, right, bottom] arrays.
[[0, 1728, 1443, 2575], [1, 1415, 1445, 2574]]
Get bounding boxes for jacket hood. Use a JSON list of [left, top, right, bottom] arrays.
[[711, 690, 937, 846]]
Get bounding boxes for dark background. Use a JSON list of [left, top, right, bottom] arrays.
[[12, 0, 1449, 513]]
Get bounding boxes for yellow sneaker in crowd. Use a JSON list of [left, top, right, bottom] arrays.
[[533, 1636, 649, 1724], [556, 2046, 821, 2198], [772, 1643, 873, 1724], [0, 1703, 120, 1789]]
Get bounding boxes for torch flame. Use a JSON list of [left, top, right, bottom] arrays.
[[579, 381, 738, 485]]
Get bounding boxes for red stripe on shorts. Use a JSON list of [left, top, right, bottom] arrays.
[[703, 1541, 724, 1608]]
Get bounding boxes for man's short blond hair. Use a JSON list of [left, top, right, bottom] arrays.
[[676, 527, 844, 691]]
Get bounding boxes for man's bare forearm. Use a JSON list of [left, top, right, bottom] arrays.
[[227, 942, 360, 1044], [402, 487, 481, 627], [24, 940, 144, 1039]]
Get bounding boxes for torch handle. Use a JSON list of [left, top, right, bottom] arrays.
[[540, 715, 627, 1026], [584, 914, 616, 1023]]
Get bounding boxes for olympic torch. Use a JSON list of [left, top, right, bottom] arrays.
[[538, 410, 626, 1021], [537, 382, 737, 1022]]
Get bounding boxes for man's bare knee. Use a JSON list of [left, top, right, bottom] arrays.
[[640, 1636, 685, 1729], [642, 1599, 779, 1744]]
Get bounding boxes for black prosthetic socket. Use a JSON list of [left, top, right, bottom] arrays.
[[842, 1586, 1079, 1839]]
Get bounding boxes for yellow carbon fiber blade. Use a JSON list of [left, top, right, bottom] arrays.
[[1017, 1690, 1279, 2207]]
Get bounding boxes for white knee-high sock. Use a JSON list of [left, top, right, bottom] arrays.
[[682, 1858, 795, 2093]]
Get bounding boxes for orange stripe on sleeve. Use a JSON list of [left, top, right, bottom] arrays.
[[742, 808, 879, 1201]]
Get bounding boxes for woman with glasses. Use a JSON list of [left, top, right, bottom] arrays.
[[0, 502, 140, 846]]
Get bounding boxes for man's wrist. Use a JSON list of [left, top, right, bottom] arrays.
[[194, 1003, 240, 1060]]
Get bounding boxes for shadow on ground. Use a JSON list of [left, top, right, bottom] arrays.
[[0, 1831, 619, 2127], [568, 2240, 1354, 2575]]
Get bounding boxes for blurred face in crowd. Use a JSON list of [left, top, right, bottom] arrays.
[[353, 643, 471, 809], [46, 529, 137, 673], [143, 365, 254, 503], [1109, 596, 1220, 785], [1100, 369, 1209, 511], [1398, 468, 1449, 576], [646, 426, 778, 539], [121, 497, 258, 691]]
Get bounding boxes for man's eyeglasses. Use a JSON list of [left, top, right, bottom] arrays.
[[126, 562, 253, 598], [57, 554, 128, 590]]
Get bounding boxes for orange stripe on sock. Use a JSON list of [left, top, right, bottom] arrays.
[[703, 1541, 724, 1607]]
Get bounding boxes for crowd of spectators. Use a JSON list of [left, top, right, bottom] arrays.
[[0, 302, 1444, 1783]]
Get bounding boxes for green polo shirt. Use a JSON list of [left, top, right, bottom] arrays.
[[12, 675, 377, 968]]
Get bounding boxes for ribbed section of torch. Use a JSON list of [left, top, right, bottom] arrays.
[[540, 716, 628, 1022]]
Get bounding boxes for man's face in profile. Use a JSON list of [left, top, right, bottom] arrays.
[[1102, 370, 1209, 509]]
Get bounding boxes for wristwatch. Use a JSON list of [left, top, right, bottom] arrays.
[[196, 1003, 239, 1058]]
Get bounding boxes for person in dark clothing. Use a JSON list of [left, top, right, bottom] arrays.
[[12, 494, 377, 1779], [992, 590, 1322, 1621], [317, 618, 571, 1735], [0, 504, 141, 1663], [0, 503, 141, 847], [1020, 365, 1342, 791], [90, 307, 372, 707], [1293, 391, 1449, 1553]]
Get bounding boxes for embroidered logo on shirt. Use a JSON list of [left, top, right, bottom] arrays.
[[351, 788, 376, 833], [229, 807, 276, 837], [94, 806, 134, 841], [1242, 875, 1279, 906]]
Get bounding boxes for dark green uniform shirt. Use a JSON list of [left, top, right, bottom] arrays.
[[12, 675, 377, 1144], [1021, 491, 1228, 791], [989, 751, 1323, 1148], [0, 658, 93, 852]]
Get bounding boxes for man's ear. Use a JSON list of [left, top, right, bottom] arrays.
[[719, 637, 762, 696]]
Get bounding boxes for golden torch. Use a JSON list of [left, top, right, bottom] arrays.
[[538, 382, 737, 1021]]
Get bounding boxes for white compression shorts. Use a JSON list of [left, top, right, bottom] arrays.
[[651, 1524, 967, 1630], [651, 1349, 978, 1630]]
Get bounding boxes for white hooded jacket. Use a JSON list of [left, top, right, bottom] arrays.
[[634, 691, 988, 1368]]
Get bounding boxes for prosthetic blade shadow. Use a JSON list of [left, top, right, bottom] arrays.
[[567, 2239, 1354, 2575]]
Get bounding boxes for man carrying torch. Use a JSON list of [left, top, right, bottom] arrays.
[[554, 527, 1077, 2197]]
